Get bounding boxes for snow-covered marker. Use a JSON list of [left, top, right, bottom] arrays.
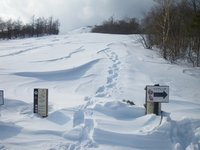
[[33, 88, 48, 117], [145, 85, 169, 115]]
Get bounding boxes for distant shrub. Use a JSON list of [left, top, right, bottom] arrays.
[[92, 17, 141, 34]]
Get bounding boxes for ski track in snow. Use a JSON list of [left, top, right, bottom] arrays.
[[0, 33, 200, 150]]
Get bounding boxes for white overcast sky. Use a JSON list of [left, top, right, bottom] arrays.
[[0, 0, 155, 34]]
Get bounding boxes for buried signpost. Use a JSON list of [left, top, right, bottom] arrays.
[[34, 88, 48, 117], [145, 85, 169, 115]]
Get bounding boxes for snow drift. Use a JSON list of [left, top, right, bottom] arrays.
[[0, 32, 200, 150]]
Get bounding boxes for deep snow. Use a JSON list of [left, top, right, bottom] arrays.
[[0, 31, 200, 150]]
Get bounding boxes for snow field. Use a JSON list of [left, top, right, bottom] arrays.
[[0, 32, 200, 150]]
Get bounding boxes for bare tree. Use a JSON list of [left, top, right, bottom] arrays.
[[153, 0, 173, 59], [141, 0, 200, 66], [0, 16, 60, 40], [0, 18, 6, 39], [31, 15, 35, 37], [6, 19, 14, 39], [186, 0, 200, 66]]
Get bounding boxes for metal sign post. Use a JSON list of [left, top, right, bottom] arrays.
[[34, 88, 48, 117], [145, 85, 169, 115]]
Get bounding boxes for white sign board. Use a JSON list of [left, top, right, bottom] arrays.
[[0, 90, 4, 105], [146, 85, 169, 103], [34, 88, 48, 117]]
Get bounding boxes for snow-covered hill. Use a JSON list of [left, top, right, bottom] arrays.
[[0, 33, 200, 150], [67, 26, 92, 34]]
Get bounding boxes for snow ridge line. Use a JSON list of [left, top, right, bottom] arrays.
[[34, 46, 85, 63], [0, 46, 44, 57]]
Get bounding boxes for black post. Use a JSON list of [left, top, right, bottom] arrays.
[[33, 89, 38, 113], [153, 84, 161, 115]]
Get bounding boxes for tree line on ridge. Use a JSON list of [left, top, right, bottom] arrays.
[[0, 16, 60, 39]]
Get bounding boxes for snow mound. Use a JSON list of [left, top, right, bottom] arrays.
[[68, 26, 92, 34], [13, 59, 100, 81], [93, 100, 144, 120], [47, 110, 71, 125]]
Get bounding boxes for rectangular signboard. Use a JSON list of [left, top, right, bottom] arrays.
[[34, 88, 48, 117], [0, 90, 4, 105], [146, 85, 169, 103]]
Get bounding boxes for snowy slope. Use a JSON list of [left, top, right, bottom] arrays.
[[0, 33, 200, 150]]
